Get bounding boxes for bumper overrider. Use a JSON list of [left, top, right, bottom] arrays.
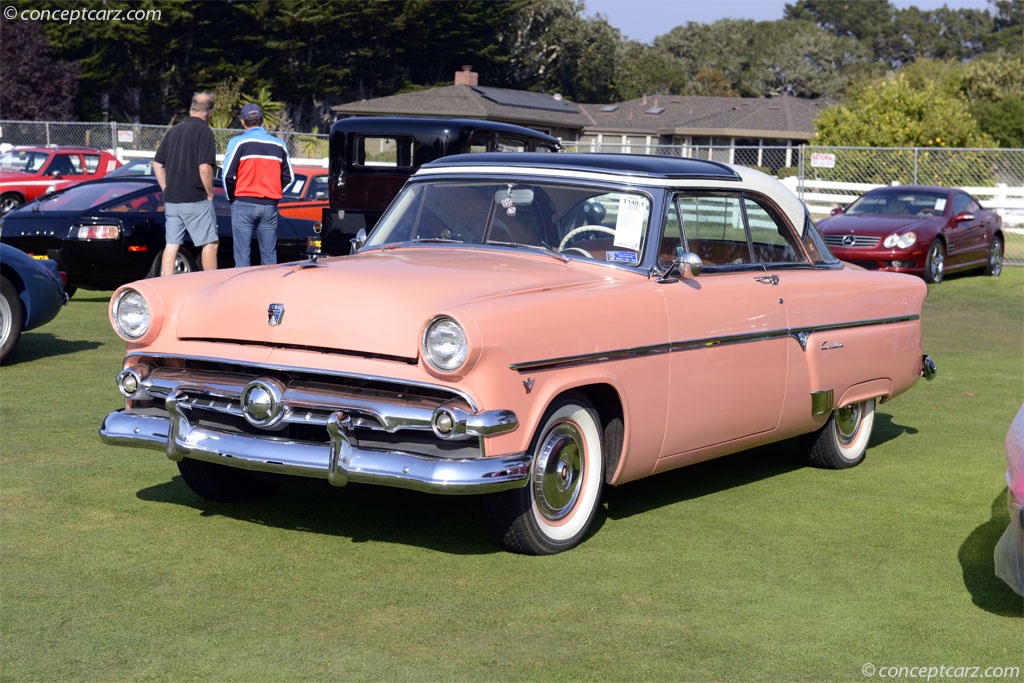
[[99, 360, 528, 494]]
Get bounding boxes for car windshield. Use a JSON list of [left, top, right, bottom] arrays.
[[283, 172, 328, 199], [366, 180, 652, 266], [845, 190, 948, 217], [107, 160, 153, 177], [283, 173, 309, 198], [33, 180, 155, 212], [0, 150, 50, 174]]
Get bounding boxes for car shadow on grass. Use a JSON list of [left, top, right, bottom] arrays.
[[5, 332, 103, 364], [132, 410, 917, 555], [603, 439, 806, 521], [958, 489, 1023, 617], [604, 409, 921, 521], [137, 475, 505, 555], [871, 411, 919, 447]]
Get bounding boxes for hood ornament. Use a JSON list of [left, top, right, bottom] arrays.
[[267, 303, 285, 326]]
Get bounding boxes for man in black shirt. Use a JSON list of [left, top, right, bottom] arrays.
[[152, 92, 219, 276]]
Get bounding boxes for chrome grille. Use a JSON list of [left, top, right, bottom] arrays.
[[123, 355, 469, 434], [823, 234, 881, 249]]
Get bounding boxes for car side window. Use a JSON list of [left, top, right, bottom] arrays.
[[46, 154, 83, 176], [678, 195, 751, 266], [83, 154, 100, 174], [308, 175, 329, 199], [675, 193, 806, 268], [951, 193, 977, 215], [495, 137, 527, 152], [658, 201, 684, 268], [744, 197, 802, 264]]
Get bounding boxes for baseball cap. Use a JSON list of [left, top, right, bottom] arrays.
[[240, 103, 263, 120]]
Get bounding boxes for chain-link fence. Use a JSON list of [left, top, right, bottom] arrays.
[[560, 140, 1024, 264], [794, 145, 1024, 264], [0, 120, 329, 164], [3, 120, 1021, 262]]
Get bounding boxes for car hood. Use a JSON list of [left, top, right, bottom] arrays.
[[0, 171, 42, 181], [175, 247, 615, 359], [817, 214, 941, 236]]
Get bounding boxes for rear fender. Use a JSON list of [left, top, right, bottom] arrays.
[[838, 378, 892, 409]]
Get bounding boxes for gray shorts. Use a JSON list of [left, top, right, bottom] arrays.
[[165, 200, 219, 247]]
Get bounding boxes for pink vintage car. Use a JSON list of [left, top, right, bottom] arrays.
[[100, 153, 935, 554]]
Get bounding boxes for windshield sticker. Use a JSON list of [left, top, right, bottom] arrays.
[[605, 251, 638, 264], [935, 198, 947, 212], [613, 195, 646, 251]]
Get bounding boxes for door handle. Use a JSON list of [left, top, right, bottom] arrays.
[[754, 274, 779, 286]]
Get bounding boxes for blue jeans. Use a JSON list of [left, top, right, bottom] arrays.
[[231, 201, 278, 267]]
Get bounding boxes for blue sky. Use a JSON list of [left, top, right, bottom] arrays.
[[584, 0, 998, 43]]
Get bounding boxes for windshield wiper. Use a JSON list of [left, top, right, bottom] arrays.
[[411, 237, 463, 244], [485, 240, 568, 263]]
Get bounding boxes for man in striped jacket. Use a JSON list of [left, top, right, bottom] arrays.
[[222, 103, 294, 267]]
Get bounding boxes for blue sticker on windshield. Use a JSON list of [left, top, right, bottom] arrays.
[[606, 251, 638, 264]]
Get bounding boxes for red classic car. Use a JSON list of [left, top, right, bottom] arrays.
[[278, 166, 328, 221], [100, 153, 935, 554], [816, 185, 1004, 283], [0, 146, 122, 215]]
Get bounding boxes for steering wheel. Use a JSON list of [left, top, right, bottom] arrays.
[[561, 247, 593, 258], [558, 225, 616, 252], [916, 208, 938, 217]]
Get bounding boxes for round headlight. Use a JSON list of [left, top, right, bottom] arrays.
[[112, 288, 151, 340], [423, 316, 468, 373], [883, 232, 918, 249]]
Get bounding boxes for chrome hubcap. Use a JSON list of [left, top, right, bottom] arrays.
[[991, 240, 1003, 275], [930, 245, 944, 279], [533, 421, 585, 522], [174, 253, 191, 275], [835, 403, 862, 445], [0, 299, 10, 344]]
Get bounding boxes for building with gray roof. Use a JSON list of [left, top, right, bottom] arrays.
[[332, 67, 834, 172]]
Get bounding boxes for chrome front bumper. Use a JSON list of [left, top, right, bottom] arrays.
[[100, 394, 531, 495]]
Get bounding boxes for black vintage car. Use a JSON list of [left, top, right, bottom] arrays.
[[0, 177, 319, 293], [321, 117, 560, 253]]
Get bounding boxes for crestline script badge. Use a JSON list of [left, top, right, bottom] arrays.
[[267, 303, 285, 326]]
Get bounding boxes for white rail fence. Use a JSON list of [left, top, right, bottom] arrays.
[[780, 177, 1024, 225]]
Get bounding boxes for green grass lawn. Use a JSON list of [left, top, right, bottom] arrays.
[[2, 270, 1022, 682]]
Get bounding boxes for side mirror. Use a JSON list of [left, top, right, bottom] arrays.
[[350, 228, 367, 252], [954, 211, 975, 222], [657, 252, 703, 283], [830, 206, 844, 215]]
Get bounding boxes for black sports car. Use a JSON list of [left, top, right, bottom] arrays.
[[0, 177, 320, 293]]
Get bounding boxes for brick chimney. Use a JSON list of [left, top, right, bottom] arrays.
[[454, 65, 478, 86]]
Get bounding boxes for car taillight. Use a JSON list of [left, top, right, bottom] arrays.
[[74, 225, 120, 239]]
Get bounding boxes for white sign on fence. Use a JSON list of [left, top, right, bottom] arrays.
[[810, 152, 836, 169], [117, 130, 134, 143]]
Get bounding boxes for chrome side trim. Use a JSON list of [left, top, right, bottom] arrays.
[[511, 314, 921, 373], [810, 389, 835, 416], [790, 315, 920, 351]]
